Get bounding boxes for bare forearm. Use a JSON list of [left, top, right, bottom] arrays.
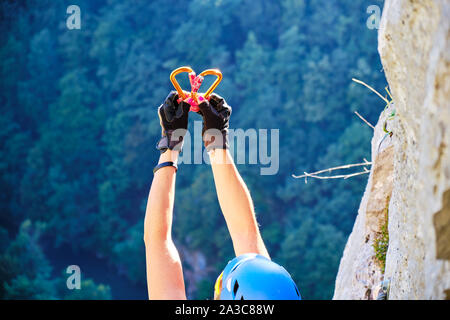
[[144, 150, 186, 299], [144, 150, 179, 240], [209, 149, 269, 258]]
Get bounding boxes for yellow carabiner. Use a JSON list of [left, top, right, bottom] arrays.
[[199, 69, 222, 99], [170, 66, 194, 100]]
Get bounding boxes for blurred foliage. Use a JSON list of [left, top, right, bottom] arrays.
[[0, 0, 385, 299], [61, 279, 111, 300], [0, 221, 109, 299]]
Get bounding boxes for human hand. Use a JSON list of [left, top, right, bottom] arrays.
[[198, 93, 232, 151], [157, 91, 190, 153]]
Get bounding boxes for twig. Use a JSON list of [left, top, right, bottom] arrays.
[[385, 86, 393, 101], [292, 160, 372, 183], [352, 78, 390, 104], [343, 168, 371, 179], [302, 168, 370, 180], [292, 159, 371, 178], [354, 111, 375, 130]]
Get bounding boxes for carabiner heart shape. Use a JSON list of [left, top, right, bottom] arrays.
[[169, 66, 223, 112]]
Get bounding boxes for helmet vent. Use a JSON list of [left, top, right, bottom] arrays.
[[294, 284, 300, 297], [233, 280, 239, 296]]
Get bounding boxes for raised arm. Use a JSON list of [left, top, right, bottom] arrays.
[[144, 150, 185, 299], [209, 149, 269, 258], [143, 92, 190, 300], [198, 95, 269, 259]]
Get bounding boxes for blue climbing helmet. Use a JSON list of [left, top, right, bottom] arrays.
[[214, 253, 301, 300]]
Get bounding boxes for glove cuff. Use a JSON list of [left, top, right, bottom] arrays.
[[156, 130, 185, 153]]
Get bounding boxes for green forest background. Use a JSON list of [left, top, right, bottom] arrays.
[[0, 0, 386, 299]]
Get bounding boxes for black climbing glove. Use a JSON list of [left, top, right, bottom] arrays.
[[157, 91, 190, 153], [198, 93, 232, 151]]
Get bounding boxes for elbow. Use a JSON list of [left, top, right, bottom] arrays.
[[143, 221, 171, 245], [143, 230, 151, 245], [143, 204, 173, 245]]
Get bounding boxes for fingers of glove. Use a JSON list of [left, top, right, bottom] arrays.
[[162, 92, 192, 123], [178, 101, 191, 119], [198, 100, 210, 112], [158, 105, 168, 134], [208, 93, 224, 111], [199, 100, 221, 119], [162, 91, 180, 122], [198, 100, 212, 115], [218, 105, 231, 120], [209, 93, 231, 118], [165, 91, 178, 104], [158, 103, 179, 132], [158, 104, 166, 123]]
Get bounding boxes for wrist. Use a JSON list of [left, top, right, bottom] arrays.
[[156, 129, 187, 154], [208, 148, 232, 165], [159, 149, 179, 164], [203, 129, 228, 151]]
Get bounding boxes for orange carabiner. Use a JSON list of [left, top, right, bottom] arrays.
[[169, 66, 194, 100], [169, 67, 222, 113], [199, 69, 222, 99]]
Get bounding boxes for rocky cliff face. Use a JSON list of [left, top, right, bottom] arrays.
[[334, 0, 450, 299]]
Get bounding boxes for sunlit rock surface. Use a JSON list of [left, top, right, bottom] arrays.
[[334, 0, 450, 299], [333, 106, 394, 300]]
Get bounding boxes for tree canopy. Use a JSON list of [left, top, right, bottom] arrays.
[[0, 0, 385, 299]]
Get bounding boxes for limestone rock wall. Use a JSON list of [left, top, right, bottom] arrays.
[[333, 107, 395, 299], [334, 0, 450, 299]]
